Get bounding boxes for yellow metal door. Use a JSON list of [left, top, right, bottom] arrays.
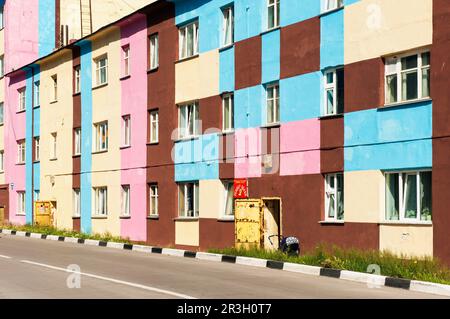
[[34, 201, 53, 227], [0, 207, 4, 224], [235, 199, 263, 250]]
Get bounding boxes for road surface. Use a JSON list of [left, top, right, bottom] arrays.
[[0, 234, 444, 299]]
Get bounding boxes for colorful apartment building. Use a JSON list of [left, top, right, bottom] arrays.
[[0, 0, 449, 264]]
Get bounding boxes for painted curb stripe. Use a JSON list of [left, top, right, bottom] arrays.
[[77, 238, 85, 244], [25, 232, 31, 237], [123, 244, 133, 250], [385, 277, 411, 290], [320, 268, 341, 278], [41, 234, 47, 239], [152, 247, 162, 254], [184, 251, 197, 258], [11, 230, 16, 235], [99, 241, 107, 247], [222, 255, 236, 263], [58, 236, 65, 242], [267, 260, 284, 270]]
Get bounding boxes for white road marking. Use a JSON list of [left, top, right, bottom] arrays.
[[20, 259, 196, 299], [0, 255, 12, 259]]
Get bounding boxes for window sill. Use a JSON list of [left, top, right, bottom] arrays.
[[72, 154, 81, 158], [34, 105, 40, 109], [0, 123, 3, 126], [16, 109, 26, 114], [221, 129, 235, 135], [147, 141, 159, 146], [50, 100, 58, 104], [174, 136, 200, 143], [91, 215, 108, 219], [147, 215, 159, 220], [174, 217, 199, 222], [120, 145, 131, 150], [73, 92, 81, 97], [319, 113, 344, 120], [16, 213, 26, 216], [260, 26, 280, 36], [92, 150, 108, 155], [218, 216, 234, 222], [319, 6, 344, 17], [119, 215, 131, 219], [379, 221, 432, 226], [380, 98, 432, 110], [120, 75, 131, 81], [261, 123, 281, 129], [16, 162, 25, 166], [0, 171, 4, 174], [49, 158, 57, 161], [33, 160, 40, 164], [219, 44, 234, 52], [72, 216, 81, 219], [92, 83, 108, 90], [147, 67, 159, 73], [175, 54, 199, 64], [318, 220, 345, 225]]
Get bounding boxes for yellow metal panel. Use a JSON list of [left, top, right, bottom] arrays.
[[34, 201, 54, 227], [235, 199, 262, 249]]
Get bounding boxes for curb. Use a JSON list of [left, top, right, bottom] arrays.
[[1, 228, 450, 297]]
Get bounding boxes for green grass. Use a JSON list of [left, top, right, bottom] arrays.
[[209, 244, 450, 285], [0, 222, 143, 245]]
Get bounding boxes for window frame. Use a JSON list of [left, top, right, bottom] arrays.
[[323, 0, 344, 13], [0, 101, 4, 125], [267, 0, 280, 30], [94, 121, 108, 152], [179, 21, 199, 60], [222, 93, 234, 132], [94, 55, 108, 86], [323, 68, 344, 116], [17, 191, 26, 215], [73, 188, 81, 217], [34, 81, 40, 107], [0, 55, 4, 78], [121, 115, 131, 147], [149, 110, 159, 144], [51, 75, 58, 102], [222, 180, 235, 218], [122, 45, 130, 77], [384, 50, 430, 105], [266, 83, 280, 125], [178, 182, 199, 218], [121, 185, 130, 217], [51, 132, 57, 160], [178, 102, 199, 139], [18, 88, 26, 112], [222, 6, 234, 47], [34, 137, 40, 162], [324, 173, 344, 222], [17, 140, 26, 164], [0, 150, 4, 172], [149, 34, 159, 70], [93, 186, 108, 217], [74, 66, 81, 94], [74, 128, 81, 156], [149, 184, 159, 217]]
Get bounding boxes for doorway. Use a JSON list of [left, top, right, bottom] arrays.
[[262, 199, 281, 250]]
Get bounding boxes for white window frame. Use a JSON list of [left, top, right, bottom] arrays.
[[74, 66, 81, 94], [93, 187, 108, 217], [267, 0, 280, 30], [0, 150, 4, 172], [122, 115, 131, 147], [74, 128, 81, 156], [95, 56, 108, 86], [222, 94, 234, 132], [17, 191, 26, 215], [18, 88, 26, 112], [222, 181, 235, 218], [0, 102, 4, 125], [0, 55, 4, 78], [17, 140, 26, 164], [324, 173, 344, 222], [121, 185, 130, 217], [323, 69, 344, 116], [384, 171, 432, 223], [34, 81, 40, 107], [149, 184, 159, 217], [178, 102, 199, 139], [51, 133, 57, 159], [51, 75, 58, 101], [323, 0, 344, 12], [178, 182, 199, 218], [122, 45, 130, 77], [266, 84, 280, 125], [149, 110, 159, 143], [222, 6, 234, 47], [73, 188, 81, 217], [179, 21, 199, 60], [34, 137, 40, 162], [94, 121, 108, 152], [149, 34, 159, 70], [385, 50, 430, 105], [0, 6, 4, 30]]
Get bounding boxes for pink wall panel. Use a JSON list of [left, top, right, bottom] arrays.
[[234, 128, 262, 178]]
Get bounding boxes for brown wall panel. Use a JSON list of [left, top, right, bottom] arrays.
[[72, 217, 80, 233], [344, 58, 384, 113], [235, 36, 261, 90], [320, 116, 344, 173], [199, 95, 221, 134], [199, 219, 235, 250], [280, 17, 320, 79], [0, 184, 9, 221], [219, 133, 235, 180]]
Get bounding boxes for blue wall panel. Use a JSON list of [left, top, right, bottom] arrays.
[[219, 46, 235, 92], [235, 0, 264, 42], [320, 9, 344, 69], [281, 0, 321, 27], [261, 29, 280, 84], [174, 134, 219, 181], [344, 0, 361, 5], [39, 0, 56, 57], [234, 85, 264, 129], [25, 68, 34, 224], [280, 71, 322, 122]]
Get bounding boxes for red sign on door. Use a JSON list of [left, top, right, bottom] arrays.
[[234, 179, 248, 199]]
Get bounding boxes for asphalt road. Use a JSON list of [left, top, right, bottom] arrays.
[[0, 234, 444, 299]]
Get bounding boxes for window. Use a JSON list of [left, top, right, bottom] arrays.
[[18, 88, 26, 112], [149, 110, 159, 143], [385, 51, 430, 104], [17, 192, 26, 215], [324, 0, 343, 12], [51, 75, 58, 101], [325, 173, 344, 221], [17, 140, 26, 164], [94, 122, 108, 152], [51, 133, 57, 159], [0, 6, 4, 29], [73, 189, 81, 217], [74, 128, 81, 155], [222, 6, 234, 47], [0, 55, 4, 77], [0, 102, 4, 125], [34, 137, 40, 162], [122, 45, 130, 77], [222, 181, 234, 217], [179, 21, 199, 60], [34, 190, 40, 202], [121, 185, 130, 217], [74, 66, 81, 94], [0, 150, 4, 172], [34, 81, 40, 106], [268, 0, 280, 29], [178, 103, 199, 139], [178, 182, 199, 218], [222, 94, 234, 132], [385, 171, 432, 222], [95, 56, 108, 86], [266, 84, 280, 125], [149, 34, 159, 70], [93, 187, 108, 216], [122, 115, 131, 147], [323, 68, 344, 116], [149, 184, 159, 216]]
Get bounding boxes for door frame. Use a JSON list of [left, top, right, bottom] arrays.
[[261, 197, 282, 244]]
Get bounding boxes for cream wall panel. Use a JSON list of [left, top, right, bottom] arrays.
[[0, 29, 4, 55], [199, 180, 225, 219], [175, 221, 200, 247], [344, 170, 384, 223], [39, 51, 74, 229], [380, 225, 433, 258], [175, 50, 220, 104], [344, 0, 432, 64]]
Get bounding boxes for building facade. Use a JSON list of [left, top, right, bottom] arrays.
[[1, 0, 449, 263]]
